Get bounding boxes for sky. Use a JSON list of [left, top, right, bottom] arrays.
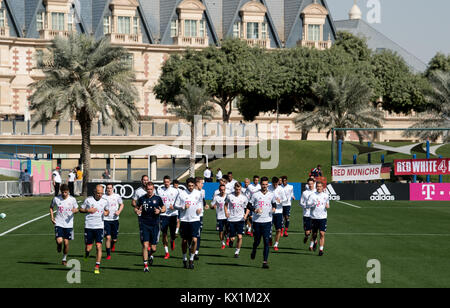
[[326, 0, 450, 65]]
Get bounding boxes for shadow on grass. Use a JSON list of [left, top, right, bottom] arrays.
[[205, 262, 256, 268], [18, 261, 56, 266]]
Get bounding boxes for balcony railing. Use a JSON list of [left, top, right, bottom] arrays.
[[173, 36, 209, 47], [244, 38, 270, 49], [297, 40, 332, 50], [39, 29, 70, 40], [106, 33, 142, 44]]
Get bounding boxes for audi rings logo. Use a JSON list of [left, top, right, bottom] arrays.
[[101, 183, 187, 199], [102, 184, 135, 199]]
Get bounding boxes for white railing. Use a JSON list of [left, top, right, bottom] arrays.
[[174, 36, 209, 47], [0, 181, 21, 198], [244, 38, 271, 49], [39, 29, 70, 40], [298, 40, 332, 50], [107, 33, 142, 44]]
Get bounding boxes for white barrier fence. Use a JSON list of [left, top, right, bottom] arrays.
[[0, 181, 21, 198]]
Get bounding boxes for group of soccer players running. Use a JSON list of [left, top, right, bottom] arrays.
[[49, 172, 330, 274]]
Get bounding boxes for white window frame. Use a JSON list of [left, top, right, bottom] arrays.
[[232, 22, 240, 39], [184, 19, 197, 38], [103, 16, 110, 34], [118, 16, 131, 34], [170, 19, 178, 37], [37, 12, 45, 31], [308, 24, 320, 42], [261, 22, 267, 39], [247, 22, 259, 40], [199, 19, 205, 37], [51, 12, 65, 31], [0, 9, 5, 28], [133, 17, 139, 35]]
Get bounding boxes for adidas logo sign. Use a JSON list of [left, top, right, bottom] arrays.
[[326, 184, 340, 201], [370, 184, 395, 201]]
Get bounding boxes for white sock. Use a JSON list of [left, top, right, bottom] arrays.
[[274, 242, 279, 247], [183, 254, 187, 261], [195, 250, 199, 255], [190, 254, 195, 261], [310, 242, 314, 248], [62, 254, 67, 261], [150, 255, 154, 259], [320, 246, 324, 251], [222, 241, 225, 246], [176, 228, 179, 233], [164, 246, 169, 253], [235, 248, 240, 254]]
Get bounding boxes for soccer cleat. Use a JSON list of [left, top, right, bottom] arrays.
[[221, 244, 226, 250], [62, 260, 67, 266], [171, 240, 175, 251], [189, 261, 194, 270], [284, 229, 289, 237], [234, 253, 239, 259], [250, 250, 256, 260], [94, 267, 100, 275], [149, 257, 154, 266], [245, 231, 251, 236], [106, 255, 111, 260], [250, 232, 253, 237], [164, 253, 170, 260], [183, 260, 188, 269], [226, 238, 230, 246], [313, 241, 318, 252], [144, 267, 149, 273], [262, 262, 269, 269], [112, 244, 116, 252], [274, 246, 279, 252], [318, 250, 324, 257], [194, 254, 199, 261]]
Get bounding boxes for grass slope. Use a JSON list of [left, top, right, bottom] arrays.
[[1, 197, 450, 288], [192, 140, 450, 182]]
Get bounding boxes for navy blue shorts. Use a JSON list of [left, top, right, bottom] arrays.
[[160, 215, 178, 237], [229, 221, 245, 238], [282, 206, 291, 217], [216, 219, 227, 232], [252, 222, 272, 240], [272, 213, 283, 230], [55, 226, 73, 240], [84, 228, 103, 245], [180, 221, 201, 240], [104, 220, 119, 240], [140, 223, 160, 245], [312, 219, 327, 233], [303, 216, 312, 231]]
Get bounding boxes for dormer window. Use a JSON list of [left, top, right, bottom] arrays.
[[39, 0, 73, 39], [173, 0, 209, 47], [299, 2, 332, 50], [237, 1, 270, 48], [107, 0, 142, 43], [0, 9, 6, 28]]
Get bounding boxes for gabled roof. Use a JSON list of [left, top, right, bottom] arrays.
[[334, 18, 427, 72]]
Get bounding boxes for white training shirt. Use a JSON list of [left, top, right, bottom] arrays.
[[204, 169, 212, 179], [157, 186, 179, 217], [248, 183, 261, 196], [81, 196, 110, 229], [52, 171, 62, 184], [308, 192, 330, 220], [197, 189, 206, 218], [175, 189, 203, 223], [225, 182, 235, 194], [282, 184, 295, 206], [133, 186, 147, 202], [51, 195, 78, 228], [300, 189, 316, 218], [102, 193, 123, 221], [268, 185, 287, 214], [250, 190, 276, 224], [211, 193, 227, 220], [68, 172, 76, 183], [242, 186, 252, 200], [216, 170, 223, 180], [225, 193, 248, 222]]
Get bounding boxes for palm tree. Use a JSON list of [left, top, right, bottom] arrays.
[[294, 73, 383, 158], [29, 33, 139, 196], [404, 71, 450, 142], [168, 84, 215, 177]]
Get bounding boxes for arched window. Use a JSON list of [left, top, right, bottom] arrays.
[[107, 0, 142, 43], [299, 2, 331, 50]]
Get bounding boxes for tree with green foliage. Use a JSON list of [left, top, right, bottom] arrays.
[[371, 49, 430, 113], [29, 34, 139, 196], [404, 71, 450, 142], [168, 84, 215, 177], [294, 72, 383, 147], [154, 39, 256, 122], [425, 53, 450, 78]]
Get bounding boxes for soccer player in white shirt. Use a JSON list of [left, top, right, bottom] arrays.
[[268, 177, 287, 251], [173, 179, 182, 235], [132, 175, 149, 210], [307, 182, 330, 256], [52, 167, 62, 197], [174, 178, 203, 269], [80, 185, 110, 274], [103, 183, 124, 260], [194, 177, 208, 260], [157, 176, 180, 259], [246, 176, 261, 236], [216, 168, 223, 182], [281, 176, 295, 237], [49, 184, 78, 265], [225, 182, 249, 258], [211, 184, 228, 249], [300, 178, 316, 245], [247, 176, 277, 269]]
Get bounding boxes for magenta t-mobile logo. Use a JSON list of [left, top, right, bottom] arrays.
[[421, 184, 436, 200]]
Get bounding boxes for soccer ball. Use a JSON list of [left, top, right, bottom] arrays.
[[0, 213, 6, 219]]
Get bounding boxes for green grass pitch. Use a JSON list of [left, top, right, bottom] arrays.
[[1, 197, 450, 288]]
